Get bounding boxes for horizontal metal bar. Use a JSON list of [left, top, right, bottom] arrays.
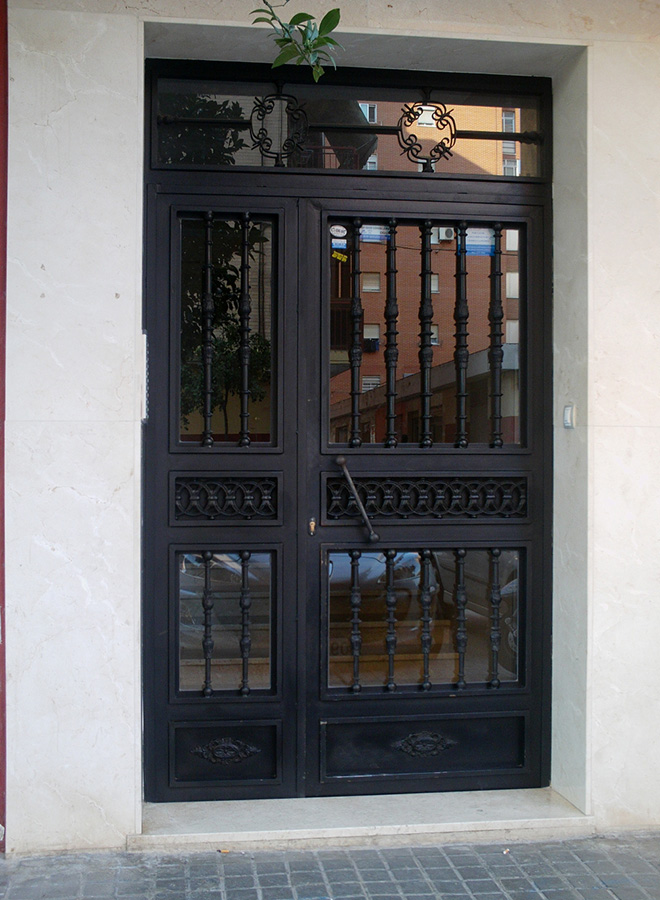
[[157, 115, 543, 145]]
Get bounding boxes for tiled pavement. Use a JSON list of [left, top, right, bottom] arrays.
[[2, 833, 660, 900]]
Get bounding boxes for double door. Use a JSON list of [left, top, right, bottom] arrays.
[[143, 186, 551, 801]]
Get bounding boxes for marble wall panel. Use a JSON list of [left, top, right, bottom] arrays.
[[5, 421, 142, 853], [6, 8, 143, 853], [590, 426, 660, 826], [7, 8, 142, 423], [590, 43, 660, 430]]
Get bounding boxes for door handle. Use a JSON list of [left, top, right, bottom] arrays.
[[335, 456, 380, 543]]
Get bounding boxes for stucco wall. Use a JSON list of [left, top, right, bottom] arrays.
[[6, 0, 660, 852]]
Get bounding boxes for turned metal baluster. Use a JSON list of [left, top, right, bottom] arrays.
[[349, 219, 364, 447], [385, 549, 398, 690], [455, 548, 468, 689], [419, 549, 433, 690], [489, 224, 504, 448], [201, 550, 215, 696], [384, 219, 399, 448], [201, 212, 215, 448], [489, 548, 502, 688], [454, 222, 469, 448], [239, 550, 252, 695], [419, 221, 434, 448], [349, 550, 362, 692], [238, 213, 252, 447]]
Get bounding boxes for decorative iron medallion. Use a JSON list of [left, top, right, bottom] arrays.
[[190, 737, 261, 765], [397, 102, 457, 172], [393, 730, 457, 758], [249, 93, 308, 166]]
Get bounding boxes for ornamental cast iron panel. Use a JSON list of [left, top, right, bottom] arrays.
[[175, 476, 278, 520], [393, 730, 457, 757], [326, 476, 527, 520], [191, 737, 262, 765]]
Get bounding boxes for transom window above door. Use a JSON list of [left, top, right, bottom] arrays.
[[151, 65, 549, 177]]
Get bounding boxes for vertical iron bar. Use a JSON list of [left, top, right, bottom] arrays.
[[419, 549, 433, 690], [419, 221, 434, 448], [349, 219, 363, 447], [384, 219, 399, 448], [201, 550, 214, 697], [349, 550, 362, 692], [239, 550, 252, 695], [238, 213, 252, 447], [489, 224, 504, 448], [385, 549, 397, 690], [201, 212, 215, 448], [455, 548, 467, 689], [454, 221, 469, 448], [489, 548, 502, 688]]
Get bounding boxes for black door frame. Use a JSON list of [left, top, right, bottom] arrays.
[[143, 61, 553, 802]]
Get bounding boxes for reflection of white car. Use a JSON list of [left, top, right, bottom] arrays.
[[433, 550, 519, 673]]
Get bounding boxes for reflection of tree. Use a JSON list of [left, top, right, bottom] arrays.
[[159, 93, 248, 166], [181, 220, 271, 437]]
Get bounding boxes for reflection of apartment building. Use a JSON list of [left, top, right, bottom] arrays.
[[355, 102, 523, 176], [330, 225, 520, 444]]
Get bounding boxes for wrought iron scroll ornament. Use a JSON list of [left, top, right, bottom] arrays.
[[191, 737, 261, 765], [393, 731, 457, 757], [397, 102, 457, 172], [249, 92, 309, 166]]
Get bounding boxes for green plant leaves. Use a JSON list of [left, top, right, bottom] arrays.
[[319, 8, 340, 35], [251, 0, 342, 81], [272, 44, 302, 67]]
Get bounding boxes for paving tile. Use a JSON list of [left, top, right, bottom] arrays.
[[4, 832, 660, 900]]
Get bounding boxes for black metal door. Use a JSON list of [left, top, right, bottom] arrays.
[[144, 187, 550, 801], [299, 198, 549, 795]]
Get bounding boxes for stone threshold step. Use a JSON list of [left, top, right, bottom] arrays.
[[129, 787, 594, 851]]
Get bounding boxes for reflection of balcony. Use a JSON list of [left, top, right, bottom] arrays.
[[299, 144, 360, 169], [330, 344, 519, 417]]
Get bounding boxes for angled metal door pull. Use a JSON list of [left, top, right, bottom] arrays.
[[334, 456, 380, 543]]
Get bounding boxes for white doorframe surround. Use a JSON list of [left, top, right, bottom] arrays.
[[138, 19, 591, 842]]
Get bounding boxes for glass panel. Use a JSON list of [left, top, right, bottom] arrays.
[[328, 220, 522, 446], [434, 549, 520, 684], [502, 228, 521, 443], [179, 215, 274, 444], [157, 77, 544, 177], [178, 551, 273, 693], [327, 548, 520, 689], [328, 550, 450, 689]]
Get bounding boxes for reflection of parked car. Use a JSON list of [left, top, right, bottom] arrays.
[[433, 549, 519, 676], [328, 551, 446, 656], [178, 552, 272, 661]]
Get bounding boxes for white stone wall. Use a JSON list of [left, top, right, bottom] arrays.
[[6, 8, 143, 852], [7, 0, 660, 852]]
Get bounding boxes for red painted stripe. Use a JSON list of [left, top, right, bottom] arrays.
[[0, 0, 8, 854]]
